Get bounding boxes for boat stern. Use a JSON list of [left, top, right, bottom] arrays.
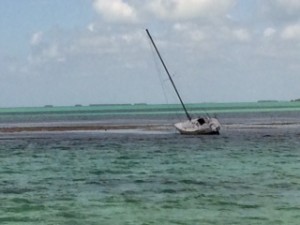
[[208, 118, 221, 133]]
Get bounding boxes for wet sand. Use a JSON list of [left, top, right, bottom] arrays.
[[1, 122, 300, 135], [0, 123, 173, 133]]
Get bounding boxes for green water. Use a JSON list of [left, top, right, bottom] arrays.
[[1, 101, 300, 115], [0, 102, 300, 224], [0, 101, 300, 126]]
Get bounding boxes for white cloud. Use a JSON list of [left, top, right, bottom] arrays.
[[173, 23, 208, 43], [44, 45, 61, 59], [120, 31, 144, 44], [87, 23, 95, 32], [93, 0, 137, 23], [148, 0, 236, 20], [263, 27, 276, 38], [30, 32, 43, 45], [173, 23, 189, 31], [276, 0, 300, 12], [29, 44, 66, 64], [281, 24, 300, 40], [232, 29, 251, 42], [261, 0, 300, 22], [92, 0, 236, 22]]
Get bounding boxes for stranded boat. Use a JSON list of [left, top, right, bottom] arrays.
[[146, 29, 221, 135]]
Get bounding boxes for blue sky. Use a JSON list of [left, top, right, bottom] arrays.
[[1, 0, 300, 107], [0, 0, 93, 56]]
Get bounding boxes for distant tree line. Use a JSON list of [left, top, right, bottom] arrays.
[[291, 99, 300, 102]]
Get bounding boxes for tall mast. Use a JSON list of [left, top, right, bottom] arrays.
[[146, 29, 192, 121]]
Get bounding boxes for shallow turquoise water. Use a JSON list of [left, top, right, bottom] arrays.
[[0, 104, 300, 224], [1, 129, 300, 224]]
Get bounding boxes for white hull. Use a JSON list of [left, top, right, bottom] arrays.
[[174, 117, 221, 135]]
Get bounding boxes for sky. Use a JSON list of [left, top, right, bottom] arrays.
[[1, 0, 300, 107]]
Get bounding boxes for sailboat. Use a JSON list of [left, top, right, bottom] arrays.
[[146, 29, 221, 135]]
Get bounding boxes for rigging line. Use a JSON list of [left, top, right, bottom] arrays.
[[147, 34, 185, 122], [147, 37, 169, 104], [146, 29, 192, 121], [146, 32, 187, 121]]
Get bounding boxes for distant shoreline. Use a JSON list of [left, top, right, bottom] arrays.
[[2, 101, 300, 110]]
